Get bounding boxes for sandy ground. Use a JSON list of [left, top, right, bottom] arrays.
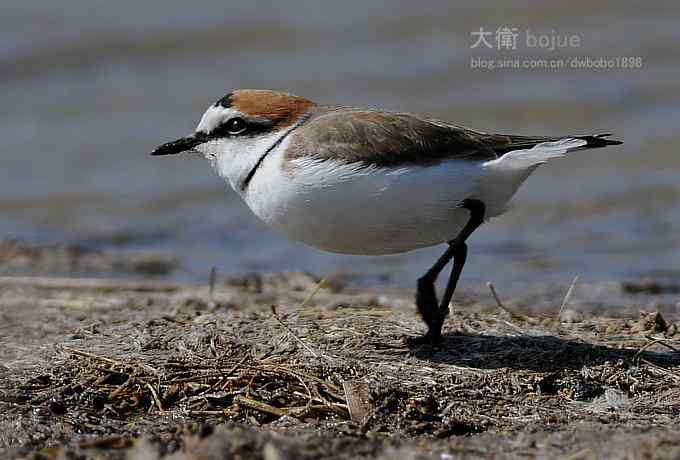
[[2, 241, 680, 459]]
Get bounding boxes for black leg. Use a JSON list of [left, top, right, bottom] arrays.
[[438, 242, 468, 317], [415, 199, 486, 345]]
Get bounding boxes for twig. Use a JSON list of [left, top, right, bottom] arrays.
[[635, 338, 680, 365], [235, 395, 288, 417], [61, 346, 126, 367], [640, 358, 680, 382], [487, 282, 505, 309], [61, 346, 160, 375], [494, 318, 527, 335], [196, 356, 249, 394], [299, 277, 327, 310], [254, 363, 344, 399], [188, 409, 234, 416], [558, 275, 580, 317], [271, 305, 322, 358], [144, 381, 165, 413], [644, 335, 680, 353], [291, 403, 349, 417], [486, 282, 526, 322]]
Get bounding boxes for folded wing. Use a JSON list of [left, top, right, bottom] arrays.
[[288, 107, 622, 167]]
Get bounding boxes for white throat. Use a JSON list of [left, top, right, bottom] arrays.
[[197, 131, 286, 194]]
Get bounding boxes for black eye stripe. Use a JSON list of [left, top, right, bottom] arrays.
[[206, 118, 274, 139]]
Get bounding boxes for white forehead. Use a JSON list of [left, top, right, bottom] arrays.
[[196, 105, 241, 134]]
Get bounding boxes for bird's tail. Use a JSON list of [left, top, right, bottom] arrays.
[[485, 134, 622, 171], [478, 134, 621, 218]]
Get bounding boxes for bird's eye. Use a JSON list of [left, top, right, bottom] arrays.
[[225, 117, 247, 135]]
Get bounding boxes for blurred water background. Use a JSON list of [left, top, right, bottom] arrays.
[[2, 1, 679, 294]]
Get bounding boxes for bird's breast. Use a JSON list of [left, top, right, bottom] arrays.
[[243, 150, 488, 255]]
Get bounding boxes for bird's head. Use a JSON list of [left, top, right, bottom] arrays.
[[151, 89, 314, 189]]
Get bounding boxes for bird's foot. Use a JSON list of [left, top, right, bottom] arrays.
[[414, 276, 448, 349], [406, 329, 443, 351]]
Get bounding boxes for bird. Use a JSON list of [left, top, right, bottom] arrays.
[[151, 89, 622, 345]]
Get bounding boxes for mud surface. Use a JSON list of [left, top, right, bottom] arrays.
[[2, 242, 680, 459]]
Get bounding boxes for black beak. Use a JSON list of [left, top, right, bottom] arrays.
[[151, 135, 203, 156]]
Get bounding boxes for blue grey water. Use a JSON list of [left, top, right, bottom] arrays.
[[2, 1, 679, 294]]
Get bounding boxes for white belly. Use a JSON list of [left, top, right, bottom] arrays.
[[242, 150, 509, 255]]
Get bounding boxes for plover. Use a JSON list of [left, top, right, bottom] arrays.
[[152, 89, 622, 344]]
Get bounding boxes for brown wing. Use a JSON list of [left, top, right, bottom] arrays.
[[287, 108, 499, 166], [287, 107, 622, 166]]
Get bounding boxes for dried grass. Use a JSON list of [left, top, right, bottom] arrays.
[[2, 273, 680, 459]]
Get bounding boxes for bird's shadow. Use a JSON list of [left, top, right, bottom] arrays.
[[407, 332, 680, 372]]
